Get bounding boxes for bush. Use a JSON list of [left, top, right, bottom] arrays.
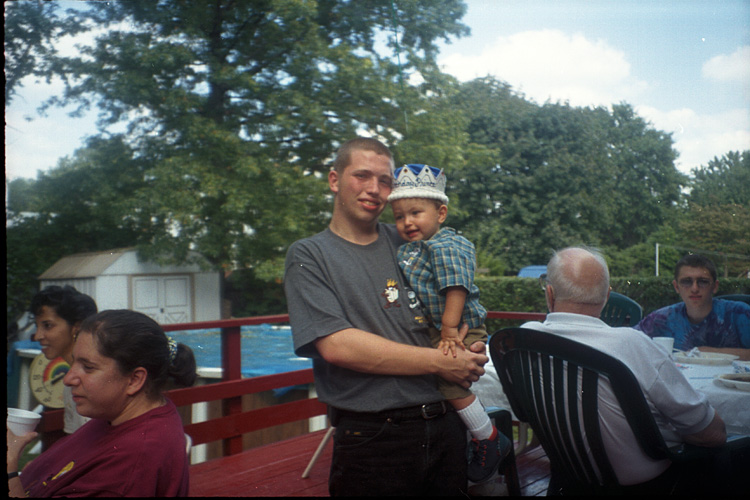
[[476, 276, 750, 329], [226, 273, 748, 325]]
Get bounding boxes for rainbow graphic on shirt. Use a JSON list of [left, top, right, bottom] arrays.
[[43, 356, 70, 384]]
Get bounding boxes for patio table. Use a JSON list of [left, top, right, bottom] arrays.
[[678, 361, 750, 435]]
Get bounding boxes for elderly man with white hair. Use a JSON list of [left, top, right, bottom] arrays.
[[521, 246, 728, 492]]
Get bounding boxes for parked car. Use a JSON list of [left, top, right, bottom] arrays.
[[517, 265, 547, 278]]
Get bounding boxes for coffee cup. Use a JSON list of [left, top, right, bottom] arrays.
[[653, 337, 674, 355], [7, 408, 42, 435]]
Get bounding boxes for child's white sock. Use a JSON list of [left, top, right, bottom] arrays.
[[456, 398, 494, 441]]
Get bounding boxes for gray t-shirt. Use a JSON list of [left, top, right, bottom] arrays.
[[284, 224, 443, 412]]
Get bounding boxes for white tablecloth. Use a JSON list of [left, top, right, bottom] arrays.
[[475, 356, 750, 435], [677, 362, 750, 435]]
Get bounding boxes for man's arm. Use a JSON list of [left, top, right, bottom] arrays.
[[314, 326, 487, 389], [681, 412, 726, 447]]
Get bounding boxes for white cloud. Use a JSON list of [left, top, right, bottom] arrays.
[[437, 28, 748, 176], [439, 29, 648, 107], [702, 46, 750, 84], [5, 76, 98, 180], [637, 105, 750, 173]]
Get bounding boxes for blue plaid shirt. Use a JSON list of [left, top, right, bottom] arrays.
[[397, 227, 486, 329]]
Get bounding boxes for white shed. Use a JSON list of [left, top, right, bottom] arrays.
[[38, 247, 221, 324]]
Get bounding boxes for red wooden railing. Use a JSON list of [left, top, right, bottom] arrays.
[[38, 311, 546, 456], [160, 311, 546, 385]]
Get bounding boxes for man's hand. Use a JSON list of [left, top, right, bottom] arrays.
[[468, 339, 487, 354], [314, 326, 487, 389], [435, 326, 488, 389]]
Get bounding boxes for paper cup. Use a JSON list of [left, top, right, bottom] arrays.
[[7, 408, 42, 435], [653, 337, 674, 355]]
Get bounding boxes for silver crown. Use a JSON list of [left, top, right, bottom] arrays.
[[387, 164, 448, 204]]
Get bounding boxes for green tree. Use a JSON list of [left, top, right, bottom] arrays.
[[447, 78, 685, 271], [4, 0, 88, 105], [674, 150, 750, 277], [678, 203, 750, 278], [17, 0, 469, 270], [596, 103, 685, 247], [688, 150, 750, 206], [6, 137, 149, 321], [6, 0, 472, 320], [605, 223, 685, 277]]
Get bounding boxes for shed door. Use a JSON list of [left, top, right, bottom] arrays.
[[132, 276, 192, 324]]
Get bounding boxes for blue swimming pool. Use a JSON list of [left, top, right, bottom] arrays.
[[169, 324, 311, 378]]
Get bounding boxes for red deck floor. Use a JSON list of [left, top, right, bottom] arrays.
[[189, 429, 551, 497]]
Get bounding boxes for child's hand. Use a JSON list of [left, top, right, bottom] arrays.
[[439, 325, 466, 357]]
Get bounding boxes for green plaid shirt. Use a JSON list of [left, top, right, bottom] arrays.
[[397, 227, 486, 329]]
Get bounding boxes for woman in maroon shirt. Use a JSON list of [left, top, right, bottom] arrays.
[[8, 310, 196, 497]]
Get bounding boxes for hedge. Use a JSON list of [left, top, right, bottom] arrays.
[[477, 276, 750, 332], [228, 271, 749, 329]]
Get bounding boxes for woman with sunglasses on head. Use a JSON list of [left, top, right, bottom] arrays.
[[635, 254, 750, 360], [8, 310, 197, 497]]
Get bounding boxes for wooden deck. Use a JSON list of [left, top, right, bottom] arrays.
[[516, 446, 553, 496], [190, 429, 333, 497], [189, 429, 551, 497], [32, 313, 554, 496]]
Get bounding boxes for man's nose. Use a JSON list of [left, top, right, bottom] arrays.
[[364, 177, 380, 193]]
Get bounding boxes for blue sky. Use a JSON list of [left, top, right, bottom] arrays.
[[5, 0, 749, 180], [436, 0, 750, 173]]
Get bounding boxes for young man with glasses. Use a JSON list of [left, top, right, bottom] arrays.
[[635, 254, 750, 360]]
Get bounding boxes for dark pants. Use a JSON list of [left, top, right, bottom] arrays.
[[329, 408, 468, 496]]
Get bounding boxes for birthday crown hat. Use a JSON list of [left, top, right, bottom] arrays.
[[387, 164, 449, 204]]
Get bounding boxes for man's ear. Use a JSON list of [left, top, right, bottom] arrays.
[[328, 169, 339, 194], [545, 284, 555, 313]]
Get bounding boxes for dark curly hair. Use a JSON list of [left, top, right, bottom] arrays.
[[79, 310, 197, 400], [30, 285, 98, 326]]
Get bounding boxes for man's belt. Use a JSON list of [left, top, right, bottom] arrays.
[[330, 401, 451, 424]]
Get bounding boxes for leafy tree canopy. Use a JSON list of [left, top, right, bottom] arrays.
[[688, 150, 750, 206], [447, 78, 686, 270], [7, 1, 746, 322], [9, 0, 470, 270]]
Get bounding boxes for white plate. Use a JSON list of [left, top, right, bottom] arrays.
[[674, 352, 739, 365], [715, 373, 750, 392]]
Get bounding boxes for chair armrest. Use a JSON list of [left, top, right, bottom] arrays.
[[667, 435, 750, 462]]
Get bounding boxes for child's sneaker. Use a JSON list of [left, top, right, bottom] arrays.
[[467, 427, 512, 483]]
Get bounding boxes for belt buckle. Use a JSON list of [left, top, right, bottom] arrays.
[[420, 401, 445, 420]]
